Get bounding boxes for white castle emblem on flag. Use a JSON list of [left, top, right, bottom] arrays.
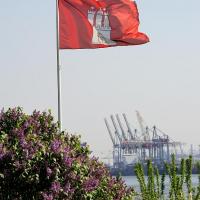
[[88, 7, 116, 45]]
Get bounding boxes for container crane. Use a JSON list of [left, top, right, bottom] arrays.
[[110, 115, 122, 144], [122, 113, 135, 140], [104, 118, 115, 146], [136, 111, 150, 141], [116, 114, 127, 141]]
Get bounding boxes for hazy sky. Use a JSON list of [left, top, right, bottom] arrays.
[[0, 0, 200, 157]]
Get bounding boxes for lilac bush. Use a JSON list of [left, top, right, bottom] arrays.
[[0, 108, 134, 200]]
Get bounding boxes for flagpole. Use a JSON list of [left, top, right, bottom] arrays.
[[56, 0, 62, 131]]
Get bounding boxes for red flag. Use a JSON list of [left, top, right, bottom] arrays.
[[59, 0, 149, 49]]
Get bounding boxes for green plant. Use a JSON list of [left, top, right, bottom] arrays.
[[0, 107, 134, 200], [134, 155, 200, 200], [134, 162, 147, 199]]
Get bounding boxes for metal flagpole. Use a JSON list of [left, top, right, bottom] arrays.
[[56, 0, 62, 131]]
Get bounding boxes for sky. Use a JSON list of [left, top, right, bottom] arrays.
[[0, 0, 200, 158]]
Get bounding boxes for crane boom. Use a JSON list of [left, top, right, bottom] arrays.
[[122, 113, 135, 140], [116, 114, 127, 140], [136, 111, 150, 141], [104, 118, 115, 145], [110, 115, 122, 143]]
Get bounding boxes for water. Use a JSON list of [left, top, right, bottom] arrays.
[[122, 175, 199, 193]]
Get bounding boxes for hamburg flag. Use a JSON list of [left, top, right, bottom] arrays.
[[59, 0, 149, 49]]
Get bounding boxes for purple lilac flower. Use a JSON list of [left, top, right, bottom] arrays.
[[37, 141, 43, 148], [51, 181, 61, 194], [46, 167, 52, 177], [51, 139, 61, 153], [68, 172, 76, 180], [0, 153, 4, 160], [23, 121, 29, 129], [41, 192, 53, 200], [29, 147, 36, 155], [10, 108, 18, 120], [33, 110, 40, 118], [63, 183, 70, 193], [19, 137, 28, 148], [92, 167, 105, 177], [16, 128, 25, 138], [64, 183, 75, 194], [83, 178, 99, 192], [63, 156, 73, 167], [63, 147, 70, 153]]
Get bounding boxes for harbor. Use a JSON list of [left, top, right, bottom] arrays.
[[104, 111, 200, 175]]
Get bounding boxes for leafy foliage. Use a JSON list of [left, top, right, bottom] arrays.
[[134, 155, 200, 200], [0, 107, 134, 200]]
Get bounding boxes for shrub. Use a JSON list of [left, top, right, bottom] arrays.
[[134, 155, 200, 200], [0, 107, 134, 200]]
